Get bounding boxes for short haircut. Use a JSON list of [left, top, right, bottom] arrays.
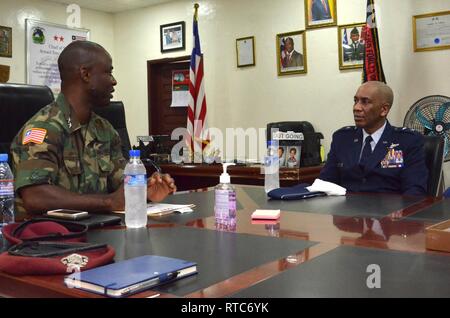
[[365, 81, 394, 107], [290, 148, 297, 154], [285, 37, 294, 45], [350, 27, 359, 35], [58, 40, 107, 81]]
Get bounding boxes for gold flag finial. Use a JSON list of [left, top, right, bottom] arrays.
[[194, 3, 199, 20]]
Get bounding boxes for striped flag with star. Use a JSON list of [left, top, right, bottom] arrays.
[[22, 128, 47, 145], [186, 3, 209, 157]]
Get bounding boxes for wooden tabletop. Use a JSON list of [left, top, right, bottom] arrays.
[[0, 185, 448, 298]]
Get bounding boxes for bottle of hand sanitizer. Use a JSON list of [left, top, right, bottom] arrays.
[[215, 163, 236, 230]]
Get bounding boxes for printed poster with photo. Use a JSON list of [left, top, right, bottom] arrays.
[[26, 19, 89, 96], [170, 70, 190, 107]]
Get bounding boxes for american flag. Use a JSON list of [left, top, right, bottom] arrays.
[[186, 3, 209, 156], [362, 0, 386, 83], [22, 128, 47, 145], [343, 29, 348, 45]]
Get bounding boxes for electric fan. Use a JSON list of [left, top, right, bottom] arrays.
[[403, 95, 450, 161]]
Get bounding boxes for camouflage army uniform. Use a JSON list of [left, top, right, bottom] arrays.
[[10, 93, 126, 216]]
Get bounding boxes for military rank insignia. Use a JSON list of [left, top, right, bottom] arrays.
[[22, 128, 47, 145], [381, 144, 404, 168]]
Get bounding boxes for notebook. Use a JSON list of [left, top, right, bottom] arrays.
[[64, 255, 197, 297], [73, 214, 122, 228]]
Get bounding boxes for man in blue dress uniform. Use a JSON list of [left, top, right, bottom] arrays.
[[311, 0, 332, 21], [319, 81, 428, 196]]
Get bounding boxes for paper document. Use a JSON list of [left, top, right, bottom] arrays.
[[146, 203, 195, 216], [113, 203, 195, 216]]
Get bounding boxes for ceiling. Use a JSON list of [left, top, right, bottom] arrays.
[[46, 0, 181, 13]]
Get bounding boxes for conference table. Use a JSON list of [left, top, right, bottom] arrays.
[[0, 185, 449, 298]]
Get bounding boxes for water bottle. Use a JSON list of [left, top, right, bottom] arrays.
[[215, 163, 237, 231], [0, 154, 15, 235], [264, 140, 280, 193], [124, 150, 147, 228]]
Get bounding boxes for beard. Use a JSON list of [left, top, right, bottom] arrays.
[[89, 86, 111, 108]]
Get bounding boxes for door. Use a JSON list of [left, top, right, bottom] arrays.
[[147, 56, 190, 137]]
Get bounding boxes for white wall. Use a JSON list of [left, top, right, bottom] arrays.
[[2, 0, 449, 186], [0, 0, 115, 84], [113, 0, 450, 185]]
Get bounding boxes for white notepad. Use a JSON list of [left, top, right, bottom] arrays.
[[146, 203, 195, 216]]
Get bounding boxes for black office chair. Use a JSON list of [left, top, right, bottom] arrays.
[[93, 101, 132, 159], [423, 135, 445, 197], [0, 83, 55, 161], [266, 121, 323, 167]]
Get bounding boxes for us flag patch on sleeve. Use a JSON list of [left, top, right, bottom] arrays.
[[22, 128, 47, 145]]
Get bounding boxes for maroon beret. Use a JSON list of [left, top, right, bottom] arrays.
[[0, 242, 115, 276], [0, 219, 115, 276], [2, 218, 88, 245]]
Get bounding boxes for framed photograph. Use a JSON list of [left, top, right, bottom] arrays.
[[278, 145, 287, 168], [0, 25, 12, 58], [276, 31, 307, 76], [338, 23, 365, 70], [413, 11, 450, 52], [286, 146, 301, 168], [236, 36, 255, 67], [305, 0, 337, 29], [160, 21, 185, 53]]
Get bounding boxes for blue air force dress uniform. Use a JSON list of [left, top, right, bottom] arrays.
[[319, 121, 428, 196]]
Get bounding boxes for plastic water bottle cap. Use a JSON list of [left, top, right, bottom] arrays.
[[0, 153, 8, 162], [129, 150, 140, 157]]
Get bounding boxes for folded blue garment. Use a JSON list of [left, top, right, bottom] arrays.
[[267, 183, 326, 200]]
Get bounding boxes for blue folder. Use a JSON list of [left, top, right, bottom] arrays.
[[64, 255, 197, 297], [267, 183, 326, 200]]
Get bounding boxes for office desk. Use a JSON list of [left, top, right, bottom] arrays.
[[0, 185, 448, 298], [150, 163, 323, 191]]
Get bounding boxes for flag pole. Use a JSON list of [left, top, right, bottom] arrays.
[[194, 3, 199, 20]]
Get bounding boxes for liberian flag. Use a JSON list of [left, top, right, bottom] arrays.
[[22, 128, 47, 145], [186, 3, 209, 156], [362, 0, 386, 83]]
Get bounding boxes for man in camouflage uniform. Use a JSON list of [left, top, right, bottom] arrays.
[[11, 40, 176, 216]]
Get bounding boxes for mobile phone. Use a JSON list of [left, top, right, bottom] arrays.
[[46, 209, 90, 220]]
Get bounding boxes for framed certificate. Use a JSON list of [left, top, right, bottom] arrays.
[[413, 11, 450, 52], [236, 36, 255, 67]]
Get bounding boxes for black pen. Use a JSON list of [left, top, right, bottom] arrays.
[[143, 158, 162, 174]]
